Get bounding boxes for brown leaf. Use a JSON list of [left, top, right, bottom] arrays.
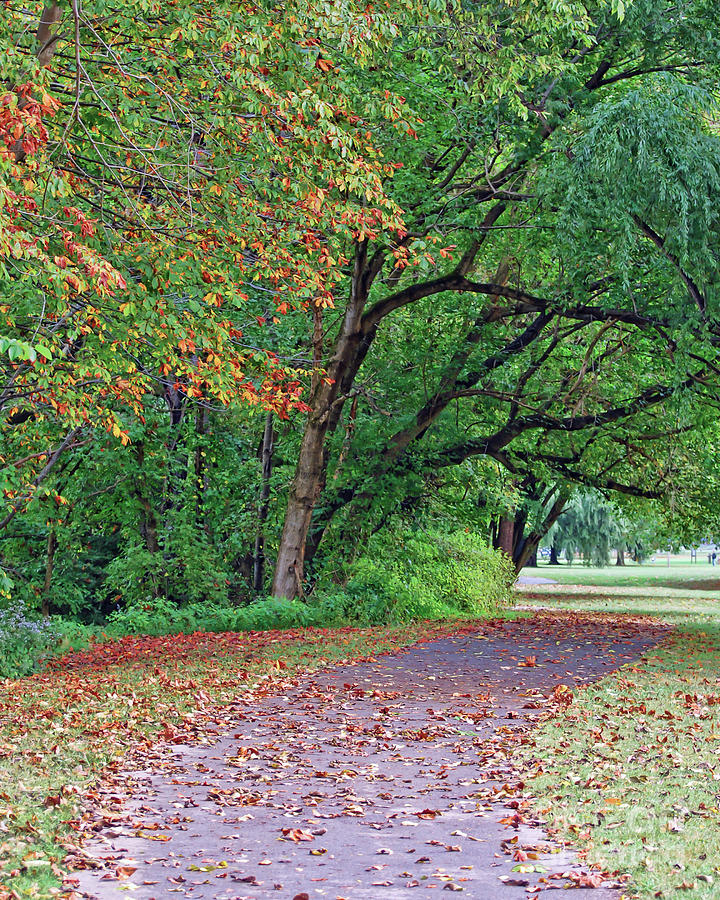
[[116, 865, 137, 879], [281, 827, 314, 842]]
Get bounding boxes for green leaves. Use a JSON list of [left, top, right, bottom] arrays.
[[0, 337, 53, 363]]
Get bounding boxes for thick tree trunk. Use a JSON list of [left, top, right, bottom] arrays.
[[303, 395, 360, 571], [272, 223, 515, 596], [616, 546, 626, 566], [495, 516, 516, 557], [492, 489, 567, 575], [253, 413, 274, 593], [272, 243, 371, 598], [41, 526, 57, 618], [271, 413, 327, 597], [549, 546, 560, 565]]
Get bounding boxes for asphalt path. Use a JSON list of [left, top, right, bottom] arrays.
[[71, 613, 667, 900]]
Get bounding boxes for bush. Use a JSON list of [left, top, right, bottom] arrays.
[[0, 604, 59, 678], [103, 528, 514, 636], [106, 595, 322, 636], [319, 526, 515, 624]]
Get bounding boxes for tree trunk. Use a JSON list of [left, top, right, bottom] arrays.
[[253, 413, 274, 593], [526, 549, 538, 567], [514, 493, 568, 573], [41, 526, 57, 618], [549, 546, 560, 565], [134, 443, 161, 555], [272, 235, 512, 597], [161, 378, 188, 515], [513, 530, 536, 571], [194, 405, 209, 528], [138, 496, 160, 555], [271, 413, 327, 598], [8, 4, 63, 163], [272, 242, 371, 598], [616, 546, 626, 566], [495, 516, 516, 557], [304, 395, 359, 570], [37, 3, 63, 67]]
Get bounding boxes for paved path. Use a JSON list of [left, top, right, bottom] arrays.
[[71, 614, 667, 900]]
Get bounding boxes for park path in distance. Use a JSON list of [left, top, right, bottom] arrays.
[[70, 613, 667, 899]]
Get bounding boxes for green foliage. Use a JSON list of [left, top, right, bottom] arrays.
[[340, 527, 515, 623], [0, 603, 58, 678], [2, 0, 720, 622], [546, 492, 622, 566], [104, 531, 514, 636], [106, 596, 319, 635], [105, 531, 231, 608], [32, 527, 513, 644]]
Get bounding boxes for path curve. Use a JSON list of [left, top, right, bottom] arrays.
[[515, 576, 557, 586], [69, 613, 667, 900]]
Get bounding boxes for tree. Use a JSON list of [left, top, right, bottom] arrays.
[[0, 0, 427, 575], [272, 0, 720, 595], [5, 0, 720, 613], [546, 492, 622, 567]]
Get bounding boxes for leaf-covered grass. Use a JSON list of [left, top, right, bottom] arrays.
[[521, 588, 720, 618], [0, 618, 495, 899], [522, 581, 720, 899]]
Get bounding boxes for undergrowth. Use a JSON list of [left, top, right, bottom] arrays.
[[1, 528, 514, 678]]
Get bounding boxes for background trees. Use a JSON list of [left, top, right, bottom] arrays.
[[2, 0, 720, 617]]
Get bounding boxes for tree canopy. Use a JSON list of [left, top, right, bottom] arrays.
[[2, 0, 720, 613]]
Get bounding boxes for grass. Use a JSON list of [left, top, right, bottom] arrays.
[[0, 618, 493, 900], [520, 567, 720, 899], [6, 561, 720, 900], [525, 558, 720, 590]]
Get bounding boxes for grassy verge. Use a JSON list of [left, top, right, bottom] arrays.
[[0, 618, 493, 900], [523, 586, 720, 899]]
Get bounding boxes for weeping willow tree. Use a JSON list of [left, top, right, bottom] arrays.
[[546, 493, 623, 566]]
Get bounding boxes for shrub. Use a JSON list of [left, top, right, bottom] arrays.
[[138, 529, 517, 633], [45, 527, 513, 653], [320, 526, 515, 624], [106, 596, 321, 636], [0, 604, 59, 678]]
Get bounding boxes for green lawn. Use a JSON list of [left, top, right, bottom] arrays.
[[520, 566, 720, 899], [524, 558, 720, 589]]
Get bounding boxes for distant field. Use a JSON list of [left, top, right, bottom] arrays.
[[518, 556, 720, 614], [523, 559, 720, 591]]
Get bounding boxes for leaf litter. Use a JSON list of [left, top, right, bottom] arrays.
[[39, 611, 668, 899]]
